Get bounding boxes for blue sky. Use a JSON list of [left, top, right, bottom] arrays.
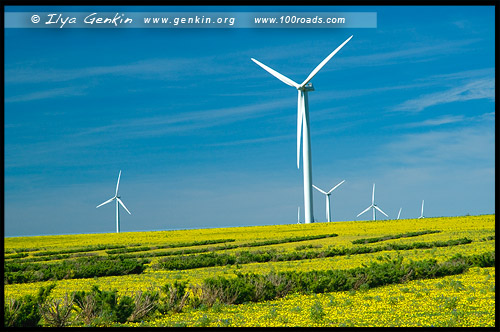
[[4, 5, 495, 237]]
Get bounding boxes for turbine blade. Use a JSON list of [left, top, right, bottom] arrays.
[[300, 35, 353, 88], [421, 200, 424, 215], [251, 58, 300, 88], [312, 185, 327, 195], [117, 198, 131, 215], [375, 205, 389, 217], [115, 170, 122, 196], [328, 179, 345, 194], [372, 183, 375, 205], [297, 91, 304, 169], [96, 197, 114, 208], [357, 205, 371, 217]]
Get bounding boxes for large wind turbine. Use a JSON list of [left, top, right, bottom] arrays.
[[313, 180, 345, 222], [96, 170, 131, 233], [251, 35, 353, 224], [357, 183, 389, 221], [418, 200, 425, 219]]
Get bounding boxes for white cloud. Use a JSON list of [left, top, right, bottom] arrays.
[[381, 117, 494, 166], [393, 77, 494, 112], [5, 86, 87, 103], [398, 115, 465, 128]]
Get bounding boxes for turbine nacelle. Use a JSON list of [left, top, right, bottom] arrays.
[[298, 83, 314, 92]]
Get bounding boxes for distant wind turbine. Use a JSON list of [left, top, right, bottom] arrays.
[[397, 207, 402, 220], [96, 170, 131, 233], [418, 200, 425, 219], [357, 183, 389, 221], [251, 35, 353, 224], [297, 206, 301, 224], [313, 180, 345, 222]]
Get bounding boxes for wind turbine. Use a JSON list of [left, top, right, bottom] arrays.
[[357, 183, 389, 221], [297, 206, 301, 224], [251, 35, 353, 224], [418, 200, 425, 219], [313, 180, 345, 222], [397, 207, 402, 220], [96, 170, 131, 233]]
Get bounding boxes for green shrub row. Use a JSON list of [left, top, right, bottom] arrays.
[[8, 252, 99, 264], [4, 252, 29, 260], [192, 251, 495, 306], [4, 284, 161, 327], [4, 256, 149, 284], [4, 284, 56, 327], [155, 237, 473, 270], [480, 235, 495, 241], [31, 244, 132, 257], [106, 233, 338, 260], [4, 281, 194, 327], [4, 247, 42, 254], [109, 243, 241, 260], [239, 233, 338, 248], [351, 230, 441, 245], [4, 251, 494, 327], [105, 238, 236, 255]]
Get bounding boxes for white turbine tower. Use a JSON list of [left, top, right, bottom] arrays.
[[397, 207, 402, 220], [357, 183, 389, 221], [418, 200, 425, 219], [96, 170, 131, 233], [313, 180, 345, 222], [297, 206, 301, 224], [251, 35, 353, 224]]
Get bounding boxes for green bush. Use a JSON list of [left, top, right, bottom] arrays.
[[155, 237, 472, 271], [72, 285, 136, 325], [157, 280, 190, 314], [4, 283, 55, 327], [4, 256, 148, 284], [352, 230, 441, 245], [193, 251, 495, 307]]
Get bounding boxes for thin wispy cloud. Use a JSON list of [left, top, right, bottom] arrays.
[[397, 115, 465, 129], [5, 86, 87, 103], [206, 134, 294, 147], [5, 55, 236, 85], [393, 77, 494, 112], [72, 98, 291, 140], [381, 118, 494, 167], [342, 39, 480, 67]]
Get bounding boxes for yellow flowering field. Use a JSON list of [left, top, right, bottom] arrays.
[[4, 214, 495, 327], [130, 266, 494, 327]]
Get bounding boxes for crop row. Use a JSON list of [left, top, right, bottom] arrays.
[[6, 233, 338, 265], [154, 237, 473, 270], [4, 251, 495, 327], [351, 230, 441, 244], [2, 236, 474, 285], [4, 257, 149, 285], [104, 238, 237, 254]]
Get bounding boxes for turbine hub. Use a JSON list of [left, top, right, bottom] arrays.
[[299, 82, 314, 92]]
